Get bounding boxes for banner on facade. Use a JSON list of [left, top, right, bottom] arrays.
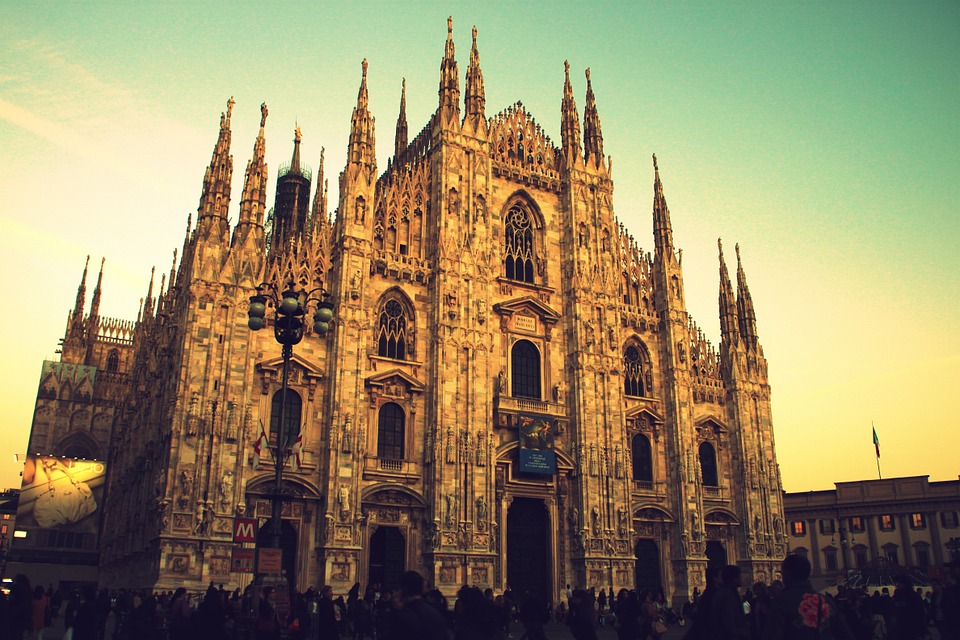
[[518, 414, 557, 474], [16, 455, 107, 534], [231, 548, 255, 573]]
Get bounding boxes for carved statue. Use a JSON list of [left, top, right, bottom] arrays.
[[218, 472, 234, 511], [774, 515, 784, 541], [446, 426, 456, 464], [569, 506, 580, 530], [194, 502, 206, 535], [614, 445, 624, 479], [355, 197, 366, 224], [497, 370, 507, 394], [617, 506, 628, 536], [444, 494, 457, 528], [591, 506, 601, 536], [156, 498, 169, 530], [691, 511, 702, 540], [338, 485, 350, 521], [179, 470, 194, 509], [476, 495, 487, 529], [342, 413, 354, 454]]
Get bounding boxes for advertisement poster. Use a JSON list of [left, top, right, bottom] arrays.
[[17, 455, 107, 534], [518, 414, 557, 474]]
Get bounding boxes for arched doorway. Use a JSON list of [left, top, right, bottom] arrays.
[[634, 539, 662, 594], [507, 497, 551, 601], [369, 526, 406, 591], [706, 541, 727, 570], [257, 520, 299, 587]]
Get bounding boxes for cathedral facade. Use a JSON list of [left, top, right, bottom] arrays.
[[28, 20, 786, 603]]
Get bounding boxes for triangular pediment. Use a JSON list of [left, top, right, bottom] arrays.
[[256, 353, 325, 379], [364, 368, 425, 393], [493, 295, 561, 324], [625, 405, 665, 424], [489, 102, 559, 173], [695, 414, 728, 433]]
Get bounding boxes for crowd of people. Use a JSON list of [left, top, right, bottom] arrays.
[[1, 557, 958, 640]]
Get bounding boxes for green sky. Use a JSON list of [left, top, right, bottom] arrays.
[[1, 1, 957, 492]]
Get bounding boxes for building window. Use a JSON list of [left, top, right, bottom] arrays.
[[377, 299, 408, 360], [792, 547, 809, 559], [941, 511, 959, 528], [698, 442, 718, 487], [879, 515, 896, 531], [270, 389, 302, 446], [623, 346, 646, 397], [504, 204, 536, 283], [791, 521, 807, 536], [0, 524, 6, 535], [882, 544, 898, 564], [819, 519, 836, 535], [910, 513, 926, 530], [824, 549, 838, 572], [853, 546, 868, 569], [107, 349, 120, 373], [914, 543, 931, 568], [631, 433, 653, 483], [849, 516, 865, 533], [511, 340, 541, 399], [377, 403, 405, 460]]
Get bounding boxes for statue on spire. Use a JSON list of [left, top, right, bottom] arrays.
[[260, 103, 268, 128]]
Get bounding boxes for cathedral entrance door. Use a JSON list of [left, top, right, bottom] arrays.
[[368, 526, 405, 590], [507, 497, 551, 601], [256, 520, 299, 588], [634, 539, 662, 594], [705, 540, 726, 570]]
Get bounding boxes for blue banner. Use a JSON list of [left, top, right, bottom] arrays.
[[518, 414, 557, 475]]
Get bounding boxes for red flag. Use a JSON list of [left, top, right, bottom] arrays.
[[253, 419, 269, 469], [290, 432, 304, 472]]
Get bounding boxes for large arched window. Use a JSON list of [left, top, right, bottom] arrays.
[[377, 299, 408, 360], [504, 204, 536, 283], [699, 441, 719, 487], [632, 433, 653, 482], [511, 340, 541, 399], [377, 403, 405, 460], [270, 389, 302, 447], [623, 345, 645, 397]]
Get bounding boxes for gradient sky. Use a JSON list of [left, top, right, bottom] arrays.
[[1, 2, 957, 493]]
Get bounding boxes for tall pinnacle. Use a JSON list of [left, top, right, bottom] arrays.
[[395, 79, 408, 158], [143, 267, 156, 320], [464, 25, 485, 121], [73, 255, 90, 320], [735, 244, 759, 349], [583, 68, 604, 163], [652, 154, 674, 258], [237, 102, 269, 228], [290, 124, 302, 175], [347, 59, 377, 172], [438, 16, 461, 123], [561, 61, 582, 159], [718, 239, 739, 345], [89, 257, 104, 321], [311, 148, 329, 247], [197, 97, 235, 221]]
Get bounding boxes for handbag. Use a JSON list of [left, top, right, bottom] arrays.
[[653, 619, 668, 635]]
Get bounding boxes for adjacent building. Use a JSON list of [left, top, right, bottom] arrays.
[[19, 20, 785, 603]]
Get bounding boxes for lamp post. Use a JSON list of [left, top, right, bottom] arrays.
[[248, 282, 334, 561]]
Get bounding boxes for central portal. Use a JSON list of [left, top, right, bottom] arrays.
[[507, 497, 551, 601], [368, 526, 405, 591]]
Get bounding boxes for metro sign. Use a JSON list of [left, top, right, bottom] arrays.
[[233, 517, 257, 543]]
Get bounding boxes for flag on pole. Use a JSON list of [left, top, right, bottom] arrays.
[[253, 419, 269, 470], [872, 425, 880, 459], [289, 432, 304, 472]]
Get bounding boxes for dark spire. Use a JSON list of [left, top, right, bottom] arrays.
[[142, 267, 156, 321], [560, 61, 582, 160], [464, 25, 485, 121], [582, 68, 604, 163], [89, 257, 104, 321], [438, 16, 461, 123], [237, 103, 269, 228], [652, 154, 675, 258], [718, 239, 739, 345], [735, 244, 759, 349], [347, 59, 377, 172], [197, 97, 235, 221], [290, 123, 302, 175], [395, 79, 408, 158], [73, 255, 90, 320]]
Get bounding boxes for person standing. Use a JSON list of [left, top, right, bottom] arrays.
[[762, 555, 853, 640], [708, 565, 750, 640], [255, 587, 280, 640], [315, 585, 339, 640], [380, 571, 448, 640], [30, 585, 49, 640], [890, 575, 925, 640]]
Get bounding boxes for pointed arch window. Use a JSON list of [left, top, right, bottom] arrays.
[[270, 389, 302, 448], [511, 340, 541, 399], [377, 299, 408, 360], [632, 433, 653, 482], [377, 402, 405, 460], [624, 346, 646, 397], [699, 441, 719, 487], [107, 349, 120, 373], [504, 204, 536, 283]]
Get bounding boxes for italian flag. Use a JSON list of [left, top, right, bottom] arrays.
[[872, 426, 880, 459]]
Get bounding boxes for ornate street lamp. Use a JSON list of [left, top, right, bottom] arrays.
[[248, 282, 334, 564]]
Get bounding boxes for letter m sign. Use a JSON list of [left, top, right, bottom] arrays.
[[234, 517, 257, 543]]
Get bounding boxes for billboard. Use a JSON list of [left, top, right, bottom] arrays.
[[518, 414, 557, 474], [17, 455, 107, 534]]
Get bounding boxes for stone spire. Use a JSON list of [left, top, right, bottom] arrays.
[[237, 103, 269, 228], [735, 244, 759, 350], [311, 148, 329, 248], [347, 59, 376, 172], [73, 255, 90, 323], [437, 16, 461, 124], [464, 25, 485, 121], [197, 97, 235, 222], [88, 257, 104, 327], [718, 239, 739, 345], [582, 68, 604, 164], [652, 154, 674, 259], [560, 61, 582, 161], [62, 256, 90, 363], [395, 79, 408, 158], [290, 123, 302, 175], [142, 267, 156, 321]]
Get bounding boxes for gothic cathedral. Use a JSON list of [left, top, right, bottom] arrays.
[[28, 20, 786, 602]]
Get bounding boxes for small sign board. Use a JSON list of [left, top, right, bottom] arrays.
[[257, 547, 283, 574], [234, 517, 257, 543], [231, 548, 255, 573]]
